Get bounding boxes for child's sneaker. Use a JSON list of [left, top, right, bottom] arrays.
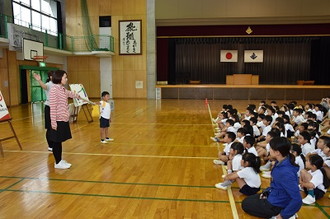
[[302, 194, 315, 205], [54, 160, 71, 169], [210, 137, 220, 142], [213, 159, 224, 165], [105, 138, 114, 142], [215, 180, 232, 190], [101, 140, 108, 143], [261, 171, 272, 178], [215, 182, 228, 190], [48, 147, 53, 152]]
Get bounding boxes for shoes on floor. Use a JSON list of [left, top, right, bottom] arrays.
[[48, 147, 53, 152], [105, 138, 114, 142], [261, 171, 272, 179], [213, 159, 225, 165], [54, 160, 71, 169], [101, 140, 108, 143], [302, 194, 316, 205]]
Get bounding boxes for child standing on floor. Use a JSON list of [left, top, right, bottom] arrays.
[[300, 154, 329, 205], [99, 91, 113, 143]]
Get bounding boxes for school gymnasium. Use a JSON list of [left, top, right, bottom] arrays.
[[0, 0, 330, 218]]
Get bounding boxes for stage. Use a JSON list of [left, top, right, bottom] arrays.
[[155, 84, 330, 100]]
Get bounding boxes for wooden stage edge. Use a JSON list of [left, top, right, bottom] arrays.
[[155, 84, 330, 100]]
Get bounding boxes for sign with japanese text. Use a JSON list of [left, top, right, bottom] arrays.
[[119, 20, 142, 55]]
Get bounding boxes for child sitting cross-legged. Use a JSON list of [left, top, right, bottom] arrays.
[[300, 154, 329, 205], [216, 152, 261, 196], [213, 132, 236, 165], [215, 142, 244, 189]]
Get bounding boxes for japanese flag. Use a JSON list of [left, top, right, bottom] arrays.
[[220, 50, 238, 62], [244, 50, 263, 63]]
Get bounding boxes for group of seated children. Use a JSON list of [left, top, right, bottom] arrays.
[[211, 100, 330, 205]]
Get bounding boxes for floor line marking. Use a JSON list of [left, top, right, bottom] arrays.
[[0, 175, 215, 189], [222, 165, 239, 219], [6, 189, 231, 204], [3, 150, 216, 160]]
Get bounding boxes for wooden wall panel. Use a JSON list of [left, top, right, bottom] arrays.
[[7, 50, 19, 106], [66, 0, 148, 99]]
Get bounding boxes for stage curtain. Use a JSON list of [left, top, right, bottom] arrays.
[[170, 37, 314, 84]]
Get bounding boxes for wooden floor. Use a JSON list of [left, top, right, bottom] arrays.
[[0, 99, 329, 218]]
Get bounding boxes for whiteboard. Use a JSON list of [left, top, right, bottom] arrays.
[[69, 84, 90, 107]]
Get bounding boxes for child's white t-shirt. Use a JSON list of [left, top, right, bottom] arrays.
[[257, 121, 265, 130], [301, 143, 314, 156], [247, 147, 258, 157], [266, 143, 271, 152], [227, 126, 237, 134], [262, 125, 272, 137], [237, 167, 261, 188], [223, 142, 233, 155], [236, 136, 244, 144], [293, 115, 305, 125], [324, 158, 330, 167], [295, 156, 305, 177], [284, 123, 295, 132], [232, 154, 243, 171], [233, 122, 241, 131], [315, 111, 323, 122], [312, 149, 326, 159], [309, 169, 326, 193], [253, 125, 260, 137], [99, 100, 111, 119]]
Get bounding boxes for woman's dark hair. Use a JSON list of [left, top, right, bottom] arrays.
[[270, 137, 298, 167], [230, 142, 245, 155], [52, 70, 67, 84], [242, 153, 261, 173], [46, 70, 54, 83], [308, 154, 330, 189], [291, 143, 305, 165]]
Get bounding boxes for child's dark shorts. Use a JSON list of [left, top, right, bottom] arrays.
[[100, 117, 110, 128], [240, 184, 260, 196]]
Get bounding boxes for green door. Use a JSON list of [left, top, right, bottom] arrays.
[[30, 70, 48, 102]]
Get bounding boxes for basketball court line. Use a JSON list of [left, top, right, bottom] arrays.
[[1, 175, 329, 215], [3, 149, 216, 160]]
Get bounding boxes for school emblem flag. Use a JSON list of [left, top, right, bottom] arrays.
[[244, 50, 263, 63], [0, 91, 11, 121], [220, 50, 238, 62]]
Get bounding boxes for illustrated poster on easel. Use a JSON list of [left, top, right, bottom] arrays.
[[0, 91, 11, 121], [69, 84, 90, 107]]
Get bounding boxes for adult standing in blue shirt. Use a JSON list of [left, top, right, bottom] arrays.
[[242, 137, 302, 219]]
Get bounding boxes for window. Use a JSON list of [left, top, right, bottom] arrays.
[[12, 0, 59, 36]]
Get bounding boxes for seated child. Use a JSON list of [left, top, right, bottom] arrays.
[[211, 119, 236, 142], [215, 142, 244, 189], [300, 154, 330, 205], [217, 153, 261, 196], [291, 143, 305, 177], [243, 135, 258, 157], [298, 131, 314, 157], [250, 117, 260, 138], [213, 132, 236, 165]]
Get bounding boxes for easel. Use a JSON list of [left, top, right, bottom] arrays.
[[70, 104, 93, 123], [0, 119, 23, 157]]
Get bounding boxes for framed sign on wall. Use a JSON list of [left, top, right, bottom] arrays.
[[119, 20, 142, 55]]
